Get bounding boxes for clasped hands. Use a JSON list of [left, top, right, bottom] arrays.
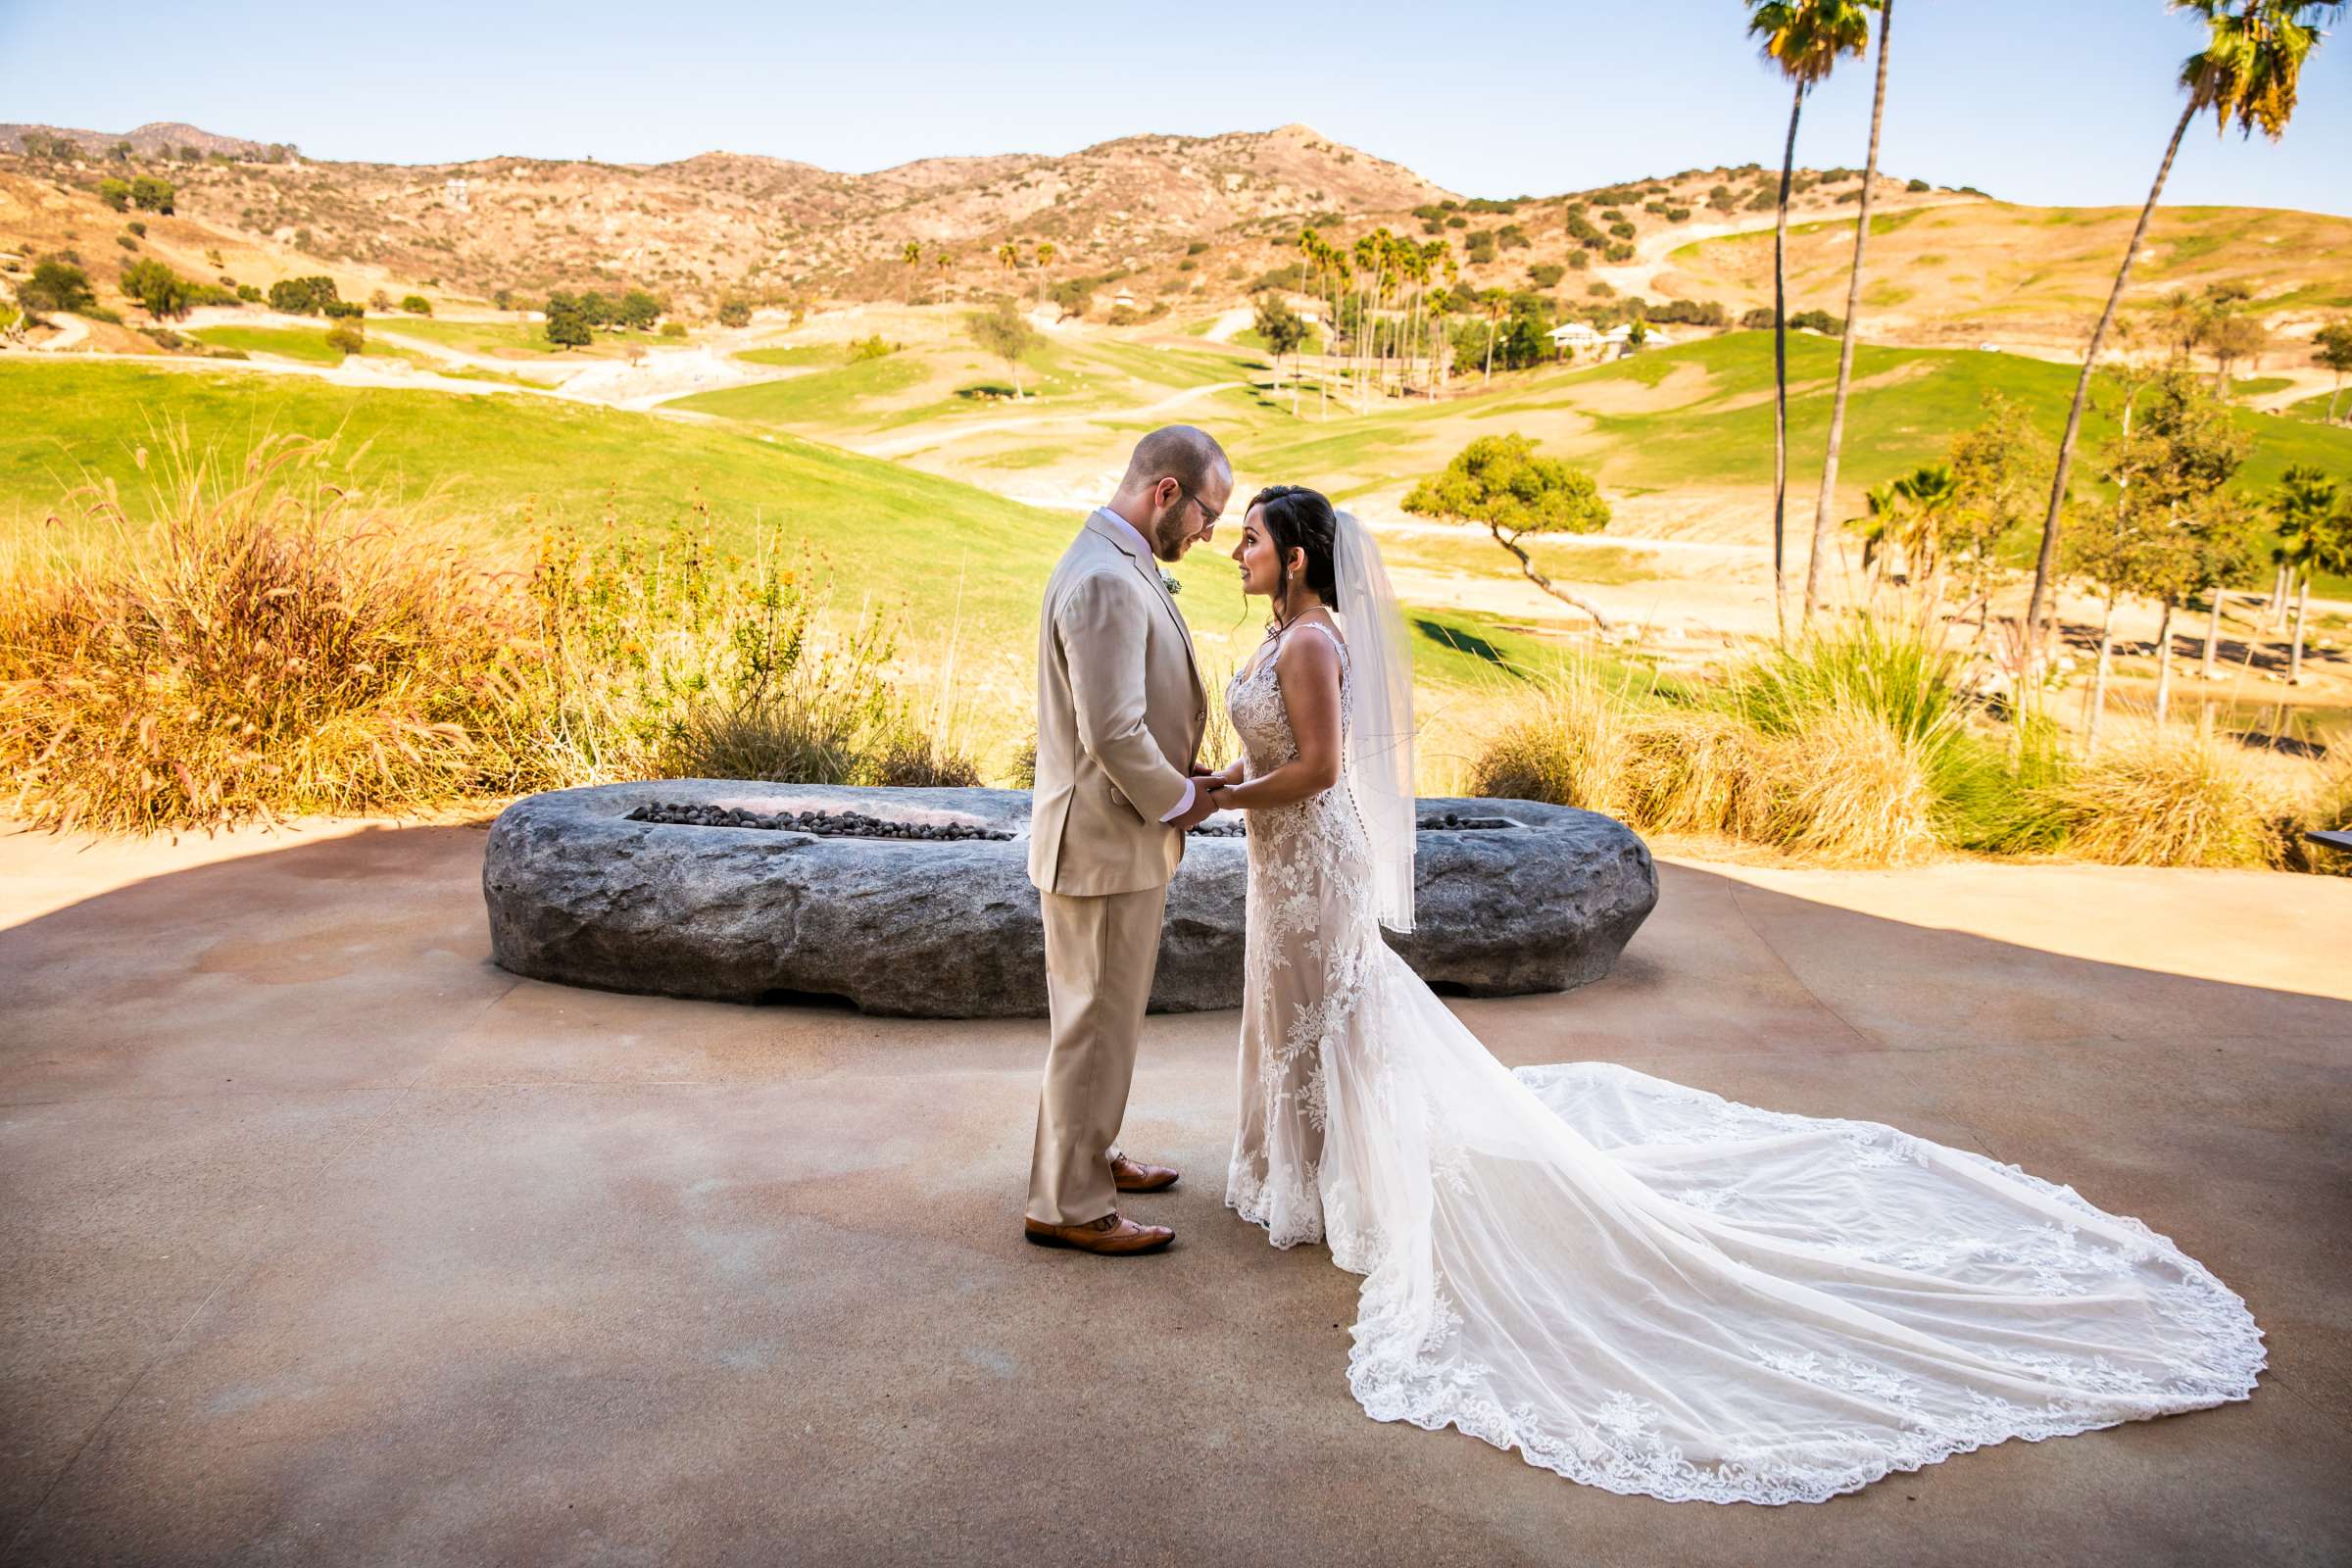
[[1169, 760, 1236, 831]]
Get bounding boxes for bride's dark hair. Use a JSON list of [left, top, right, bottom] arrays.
[[1249, 484, 1339, 619]]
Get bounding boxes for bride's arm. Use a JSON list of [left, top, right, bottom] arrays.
[[1205, 634, 1344, 812]]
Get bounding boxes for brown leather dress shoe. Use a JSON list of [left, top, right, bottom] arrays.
[[1023, 1211, 1175, 1254], [1111, 1154, 1180, 1193]]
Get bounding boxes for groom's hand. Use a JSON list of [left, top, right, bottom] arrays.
[[1169, 784, 1224, 832], [1188, 760, 1218, 777]]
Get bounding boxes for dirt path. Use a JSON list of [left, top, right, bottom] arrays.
[[0, 342, 580, 402], [851, 377, 1250, 459]]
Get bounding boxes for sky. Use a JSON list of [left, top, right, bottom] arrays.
[[3, 0, 2347, 215]]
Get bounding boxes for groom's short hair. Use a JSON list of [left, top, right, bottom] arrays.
[[1123, 424, 1229, 497]]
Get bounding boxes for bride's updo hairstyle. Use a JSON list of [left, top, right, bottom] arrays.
[[1249, 483, 1339, 616]]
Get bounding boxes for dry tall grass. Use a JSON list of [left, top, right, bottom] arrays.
[[2, 441, 518, 831], [2028, 738, 2285, 868], [0, 438, 975, 833], [1469, 622, 2329, 871], [1471, 671, 1942, 865]]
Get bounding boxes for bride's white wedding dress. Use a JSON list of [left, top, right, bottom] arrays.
[[1222, 621, 2265, 1505]]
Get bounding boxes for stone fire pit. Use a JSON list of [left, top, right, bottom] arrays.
[[482, 780, 1657, 1017]]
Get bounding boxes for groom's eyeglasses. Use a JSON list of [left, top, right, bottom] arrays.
[[1177, 485, 1222, 533]]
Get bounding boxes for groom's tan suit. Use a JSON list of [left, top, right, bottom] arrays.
[[1026, 508, 1208, 1227]]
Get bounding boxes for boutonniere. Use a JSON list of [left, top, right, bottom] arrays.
[[1159, 570, 1182, 596]]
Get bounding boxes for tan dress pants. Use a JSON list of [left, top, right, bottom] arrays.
[[1025, 883, 1169, 1226]]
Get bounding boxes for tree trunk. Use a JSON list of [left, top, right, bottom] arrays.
[[1484, 317, 1495, 387], [1803, 0, 1892, 629], [2086, 598, 2116, 760], [1771, 82, 1805, 643], [2291, 569, 2310, 683], [2023, 98, 2196, 659], [2201, 587, 2225, 681], [1493, 524, 1613, 630], [2270, 561, 2290, 628], [2153, 597, 2177, 726], [2328, 373, 2343, 424]]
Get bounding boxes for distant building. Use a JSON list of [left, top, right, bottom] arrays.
[[1547, 321, 1603, 354], [441, 178, 470, 213]]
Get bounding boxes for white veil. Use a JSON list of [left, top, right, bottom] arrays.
[[1332, 511, 1416, 933]]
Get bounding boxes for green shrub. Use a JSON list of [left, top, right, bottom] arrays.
[[119, 258, 191, 319], [269, 275, 341, 315], [21, 258, 95, 315]]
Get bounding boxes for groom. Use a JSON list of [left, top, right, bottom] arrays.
[[1023, 425, 1232, 1256]]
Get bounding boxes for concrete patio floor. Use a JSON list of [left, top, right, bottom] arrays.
[[2, 820, 2347, 1567]]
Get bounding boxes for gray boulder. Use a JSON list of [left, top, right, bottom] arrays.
[[482, 781, 1655, 1017]]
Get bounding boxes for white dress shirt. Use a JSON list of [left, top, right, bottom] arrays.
[[1096, 504, 1196, 824]]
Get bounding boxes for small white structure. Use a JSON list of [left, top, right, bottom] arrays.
[[441, 177, 470, 213], [1112, 287, 1137, 311], [1592, 322, 1676, 357], [1547, 321, 1604, 360]]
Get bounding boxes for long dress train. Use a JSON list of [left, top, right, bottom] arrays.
[[1222, 622, 2264, 1505]]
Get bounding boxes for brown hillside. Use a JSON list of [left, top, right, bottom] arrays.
[[3, 121, 287, 161], [3, 122, 2345, 365], [0, 122, 1453, 313], [1655, 199, 2352, 353]]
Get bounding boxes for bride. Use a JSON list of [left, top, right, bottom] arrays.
[[1189, 484, 2265, 1505]]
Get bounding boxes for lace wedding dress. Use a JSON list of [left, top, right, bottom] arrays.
[[1222, 622, 2265, 1505]]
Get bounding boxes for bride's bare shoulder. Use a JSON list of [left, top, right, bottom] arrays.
[[1274, 619, 1346, 685]]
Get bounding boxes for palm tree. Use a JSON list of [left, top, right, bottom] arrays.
[[2275, 465, 2340, 683], [1351, 233, 1381, 405], [1893, 461, 1959, 605], [2023, 0, 2341, 660], [1034, 241, 1056, 306], [997, 242, 1019, 295], [1747, 0, 1874, 642], [1846, 478, 1907, 601], [1801, 0, 1893, 628], [902, 240, 921, 307]]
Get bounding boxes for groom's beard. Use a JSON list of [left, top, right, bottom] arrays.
[[1149, 507, 1189, 562]]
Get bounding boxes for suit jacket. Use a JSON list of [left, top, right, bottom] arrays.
[[1027, 510, 1208, 896]]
